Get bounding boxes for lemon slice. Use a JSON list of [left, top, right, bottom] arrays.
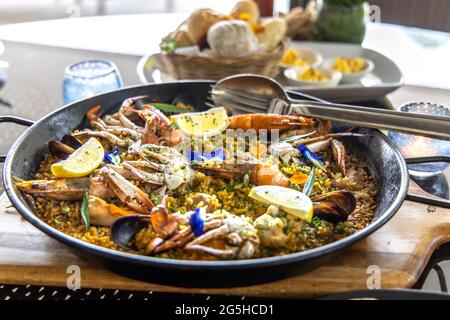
[[249, 185, 314, 222], [171, 107, 229, 137], [51, 138, 104, 178]]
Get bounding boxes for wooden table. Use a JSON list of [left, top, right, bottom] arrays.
[[1, 181, 448, 298]]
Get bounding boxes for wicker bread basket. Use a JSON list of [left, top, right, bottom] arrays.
[[151, 41, 286, 80]]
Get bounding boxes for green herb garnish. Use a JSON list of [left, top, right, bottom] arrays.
[[335, 222, 345, 233], [152, 194, 162, 206], [81, 192, 90, 232], [302, 167, 316, 196], [161, 39, 178, 53], [310, 216, 322, 228], [150, 102, 189, 113]]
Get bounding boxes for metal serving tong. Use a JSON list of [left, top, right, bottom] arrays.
[[208, 74, 450, 141]]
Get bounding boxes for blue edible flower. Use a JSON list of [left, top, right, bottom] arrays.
[[190, 207, 205, 237], [104, 147, 120, 165], [186, 148, 226, 163], [297, 145, 326, 172]]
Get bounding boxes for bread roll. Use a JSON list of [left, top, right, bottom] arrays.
[[187, 9, 228, 45], [230, 0, 260, 24], [256, 17, 287, 51], [282, 5, 316, 39], [168, 23, 194, 47], [207, 20, 259, 58]]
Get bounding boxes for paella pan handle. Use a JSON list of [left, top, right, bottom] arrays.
[[0, 116, 34, 163], [405, 156, 450, 209]]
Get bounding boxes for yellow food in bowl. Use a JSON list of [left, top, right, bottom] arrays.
[[333, 57, 366, 74], [282, 49, 309, 67], [298, 67, 329, 82]]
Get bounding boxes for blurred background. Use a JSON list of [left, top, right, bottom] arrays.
[[0, 0, 450, 32], [0, 0, 244, 24], [1, 0, 449, 32]]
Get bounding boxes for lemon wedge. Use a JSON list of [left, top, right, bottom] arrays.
[[171, 107, 229, 137], [51, 138, 104, 178], [249, 185, 314, 222]]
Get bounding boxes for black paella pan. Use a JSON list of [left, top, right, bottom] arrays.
[[1, 81, 448, 287]]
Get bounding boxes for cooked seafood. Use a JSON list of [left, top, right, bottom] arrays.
[[16, 95, 378, 260]]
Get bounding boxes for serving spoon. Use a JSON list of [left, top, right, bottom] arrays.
[[210, 74, 450, 140]]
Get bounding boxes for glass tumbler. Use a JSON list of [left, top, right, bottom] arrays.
[[388, 102, 450, 173], [63, 60, 123, 104]]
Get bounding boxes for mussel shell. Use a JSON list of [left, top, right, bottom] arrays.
[[48, 140, 75, 159], [61, 134, 82, 149], [171, 93, 196, 110], [111, 215, 150, 250], [132, 96, 152, 110], [311, 190, 356, 216], [313, 201, 349, 223]]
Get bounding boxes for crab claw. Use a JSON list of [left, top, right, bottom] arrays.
[[16, 176, 116, 201], [138, 105, 171, 126], [118, 95, 150, 127], [87, 105, 102, 121], [113, 163, 164, 185], [331, 139, 346, 176], [88, 195, 137, 227], [193, 162, 290, 187], [150, 196, 179, 237], [138, 144, 195, 190], [101, 167, 154, 214], [121, 95, 149, 110], [15, 178, 90, 200], [311, 190, 356, 223], [73, 130, 133, 148]]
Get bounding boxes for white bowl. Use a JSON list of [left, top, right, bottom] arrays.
[[323, 57, 374, 83], [284, 66, 342, 88], [280, 49, 323, 69]]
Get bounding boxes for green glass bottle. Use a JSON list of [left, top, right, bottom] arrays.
[[315, 0, 370, 43]]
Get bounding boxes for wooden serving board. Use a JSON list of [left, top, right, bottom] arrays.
[[0, 182, 449, 299]]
